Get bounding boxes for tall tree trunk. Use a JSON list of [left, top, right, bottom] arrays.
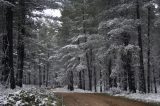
[[16, 0, 25, 88], [46, 53, 49, 87], [33, 63, 37, 85], [122, 63, 128, 91], [70, 71, 74, 91], [0, 5, 6, 83], [153, 69, 157, 93], [82, 0, 93, 91], [113, 78, 117, 87], [108, 59, 112, 88], [136, 0, 146, 93], [86, 51, 92, 91], [127, 51, 136, 93], [78, 71, 82, 89], [121, 32, 136, 92], [43, 65, 46, 85], [147, 6, 151, 93], [33, 75, 36, 85], [82, 70, 85, 90], [39, 61, 42, 87], [93, 66, 97, 92], [100, 69, 102, 92], [87, 49, 93, 91], [150, 78, 153, 93], [159, 73, 160, 85], [28, 72, 31, 84], [1, 0, 15, 89], [68, 71, 74, 91]]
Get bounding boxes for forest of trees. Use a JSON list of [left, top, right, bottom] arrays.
[[0, 0, 160, 94]]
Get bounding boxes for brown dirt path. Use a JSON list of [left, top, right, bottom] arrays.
[[57, 93, 153, 106]]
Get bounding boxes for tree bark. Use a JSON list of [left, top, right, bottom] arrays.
[[1, 0, 15, 89], [78, 71, 82, 89], [153, 69, 157, 93], [100, 69, 102, 92], [82, 70, 85, 90], [16, 0, 25, 88], [43, 65, 46, 85], [127, 51, 136, 93], [39, 60, 42, 87], [108, 59, 112, 88], [28, 72, 31, 84], [121, 32, 136, 92], [68, 71, 74, 91], [86, 51, 92, 91], [93, 66, 97, 92], [46, 53, 49, 87], [136, 0, 146, 93], [147, 6, 151, 93]]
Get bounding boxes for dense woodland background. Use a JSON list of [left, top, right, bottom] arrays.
[[0, 0, 160, 94]]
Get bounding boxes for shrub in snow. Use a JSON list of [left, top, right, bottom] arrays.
[[4, 90, 56, 106], [109, 87, 122, 95]]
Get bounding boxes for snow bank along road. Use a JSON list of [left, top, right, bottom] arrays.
[[56, 93, 156, 106]]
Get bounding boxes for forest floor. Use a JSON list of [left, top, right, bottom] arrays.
[[56, 93, 159, 106]]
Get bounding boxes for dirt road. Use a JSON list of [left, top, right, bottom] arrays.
[[57, 93, 153, 106]]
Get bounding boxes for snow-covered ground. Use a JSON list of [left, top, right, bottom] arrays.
[[108, 87, 160, 103], [52, 86, 93, 93], [116, 93, 160, 103], [1, 85, 160, 105], [0, 85, 56, 105]]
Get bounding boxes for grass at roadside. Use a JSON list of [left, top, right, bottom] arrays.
[[55, 94, 63, 106]]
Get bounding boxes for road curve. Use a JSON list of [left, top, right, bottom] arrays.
[[56, 93, 152, 106]]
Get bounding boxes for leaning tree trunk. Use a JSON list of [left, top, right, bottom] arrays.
[[16, 0, 25, 87], [136, 0, 146, 93], [1, 0, 15, 89]]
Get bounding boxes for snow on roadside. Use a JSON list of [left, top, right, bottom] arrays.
[[103, 87, 160, 103], [105, 87, 160, 103], [115, 93, 160, 103], [52, 87, 93, 93]]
